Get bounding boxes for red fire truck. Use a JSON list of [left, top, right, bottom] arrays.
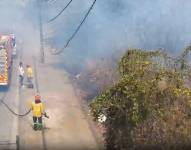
[[0, 34, 14, 85]]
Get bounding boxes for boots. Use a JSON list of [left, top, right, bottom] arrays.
[[37, 123, 43, 130], [33, 123, 38, 131], [33, 123, 43, 130]]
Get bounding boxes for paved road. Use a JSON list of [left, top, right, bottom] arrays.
[[18, 41, 103, 150], [0, 58, 19, 150], [0, 1, 25, 148], [0, 1, 103, 149]]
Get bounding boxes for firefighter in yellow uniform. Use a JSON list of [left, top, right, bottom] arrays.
[[26, 65, 33, 88], [31, 95, 44, 130]]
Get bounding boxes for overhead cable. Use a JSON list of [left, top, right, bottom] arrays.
[[48, 0, 73, 23], [51, 0, 97, 55]]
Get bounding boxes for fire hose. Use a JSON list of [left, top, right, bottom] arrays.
[[0, 99, 31, 117], [0, 99, 49, 118]]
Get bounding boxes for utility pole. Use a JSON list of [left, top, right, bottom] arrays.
[[38, 0, 45, 63]]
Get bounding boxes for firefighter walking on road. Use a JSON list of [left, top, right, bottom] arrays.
[[31, 95, 45, 130], [26, 65, 33, 88]]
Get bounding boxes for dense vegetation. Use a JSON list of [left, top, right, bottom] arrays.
[[90, 49, 191, 150]]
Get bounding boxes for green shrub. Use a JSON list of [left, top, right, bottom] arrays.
[[90, 49, 191, 150]]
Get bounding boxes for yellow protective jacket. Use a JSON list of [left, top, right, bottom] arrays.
[[31, 102, 44, 117], [27, 67, 33, 78]]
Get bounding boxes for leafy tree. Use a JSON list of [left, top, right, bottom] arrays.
[[90, 49, 191, 150]]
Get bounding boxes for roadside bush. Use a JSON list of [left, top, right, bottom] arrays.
[[90, 49, 191, 150]]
